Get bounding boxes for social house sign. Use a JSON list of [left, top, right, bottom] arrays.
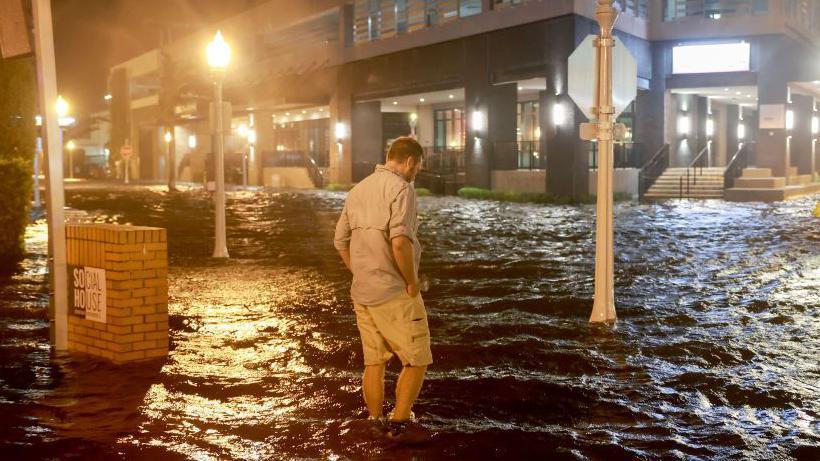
[[69, 265, 107, 323]]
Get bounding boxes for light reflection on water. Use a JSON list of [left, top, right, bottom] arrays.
[[0, 189, 818, 460]]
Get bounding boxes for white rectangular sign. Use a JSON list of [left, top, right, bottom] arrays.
[[69, 266, 107, 323], [672, 42, 750, 74], [759, 104, 785, 129]]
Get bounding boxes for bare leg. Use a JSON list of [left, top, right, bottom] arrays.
[[391, 365, 427, 421], [362, 364, 386, 418]]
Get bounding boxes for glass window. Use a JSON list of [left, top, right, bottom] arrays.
[[434, 108, 465, 150], [459, 0, 482, 17], [516, 101, 540, 142]]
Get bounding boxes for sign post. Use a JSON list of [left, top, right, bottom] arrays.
[[568, 0, 636, 324], [32, 0, 69, 349]]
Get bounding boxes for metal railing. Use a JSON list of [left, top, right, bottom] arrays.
[[679, 144, 710, 199], [492, 141, 546, 170], [590, 142, 641, 170], [638, 143, 670, 198], [424, 146, 466, 174], [724, 142, 754, 190], [663, 0, 770, 21]]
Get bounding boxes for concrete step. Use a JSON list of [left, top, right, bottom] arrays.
[[787, 174, 813, 185], [741, 167, 772, 178], [787, 166, 798, 177], [733, 177, 786, 188], [650, 185, 724, 191], [644, 194, 724, 200], [654, 178, 724, 184]]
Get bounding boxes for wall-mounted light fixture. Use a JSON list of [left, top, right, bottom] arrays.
[[247, 129, 257, 145], [677, 114, 691, 136], [188, 134, 197, 150], [335, 122, 346, 142], [706, 118, 714, 137], [812, 116, 819, 135], [164, 131, 173, 144], [552, 102, 566, 127], [471, 110, 485, 134], [737, 123, 746, 140]]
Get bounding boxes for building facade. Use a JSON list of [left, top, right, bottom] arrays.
[[108, 0, 820, 198]]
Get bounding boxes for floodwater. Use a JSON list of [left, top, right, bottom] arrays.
[[1, 185, 818, 460]]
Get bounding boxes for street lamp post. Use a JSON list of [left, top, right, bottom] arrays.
[[65, 140, 76, 179], [164, 130, 173, 185], [56, 95, 71, 178], [589, 0, 618, 323], [207, 30, 230, 258]]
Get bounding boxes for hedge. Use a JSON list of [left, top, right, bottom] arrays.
[[0, 157, 32, 268], [457, 187, 633, 205]]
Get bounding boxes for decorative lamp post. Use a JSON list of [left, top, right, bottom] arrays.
[[55, 95, 72, 178], [65, 139, 76, 179], [207, 30, 230, 258], [164, 130, 173, 180]]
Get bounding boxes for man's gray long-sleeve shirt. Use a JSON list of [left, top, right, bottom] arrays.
[[333, 165, 421, 306]]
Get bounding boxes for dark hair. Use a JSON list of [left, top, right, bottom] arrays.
[[386, 136, 424, 162]]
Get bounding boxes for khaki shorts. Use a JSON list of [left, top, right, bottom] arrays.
[[354, 292, 433, 367]]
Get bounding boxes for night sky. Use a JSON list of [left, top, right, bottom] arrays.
[[51, 0, 266, 115]]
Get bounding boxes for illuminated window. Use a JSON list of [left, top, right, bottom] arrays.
[[434, 108, 465, 150]]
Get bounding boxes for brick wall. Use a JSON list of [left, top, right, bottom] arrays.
[[65, 224, 169, 363]]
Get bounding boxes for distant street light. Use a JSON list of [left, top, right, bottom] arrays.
[[207, 30, 230, 258]]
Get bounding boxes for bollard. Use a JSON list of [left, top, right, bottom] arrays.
[[65, 224, 169, 363]]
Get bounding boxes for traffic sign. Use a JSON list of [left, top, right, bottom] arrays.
[[568, 35, 637, 120]]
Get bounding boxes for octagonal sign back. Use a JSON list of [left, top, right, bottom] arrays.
[[568, 35, 637, 121]]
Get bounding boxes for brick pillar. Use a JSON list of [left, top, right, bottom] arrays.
[[65, 224, 169, 363]]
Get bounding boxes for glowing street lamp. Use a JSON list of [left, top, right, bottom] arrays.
[[55, 95, 68, 117], [208, 30, 231, 258]]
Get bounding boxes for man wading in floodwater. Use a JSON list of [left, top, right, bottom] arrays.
[[334, 136, 432, 443]]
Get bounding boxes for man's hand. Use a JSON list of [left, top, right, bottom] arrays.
[[391, 235, 418, 296], [338, 248, 352, 272]]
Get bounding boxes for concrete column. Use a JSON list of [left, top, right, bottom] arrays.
[[756, 55, 789, 176], [695, 96, 709, 164], [351, 101, 383, 182], [544, 92, 589, 198], [252, 110, 274, 186], [670, 94, 697, 167], [790, 93, 813, 176], [329, 68, 353, 185], [464, 81, 517, 188], [417, 104, 434, 148], [725, 104, 740, 161]]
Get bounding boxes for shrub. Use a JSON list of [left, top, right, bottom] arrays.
[[0, 158, 33, 267], [325, 183, 354, 191], [456, 187, 632, 205], [0, 56, 36, 270], [415, 187, 433, 197]]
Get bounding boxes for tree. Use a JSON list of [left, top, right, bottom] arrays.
[[0, 55, 36, 269]]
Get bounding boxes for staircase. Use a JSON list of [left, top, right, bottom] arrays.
[[644, 167, 726, 200]]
